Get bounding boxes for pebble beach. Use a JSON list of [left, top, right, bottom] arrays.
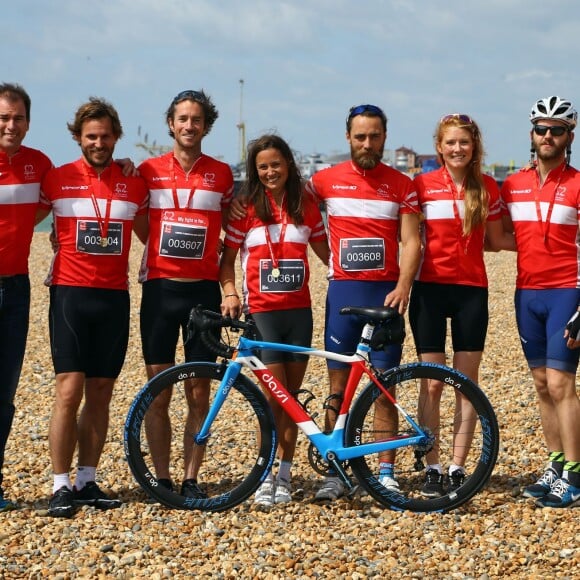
[[1, 232, 579, 579]]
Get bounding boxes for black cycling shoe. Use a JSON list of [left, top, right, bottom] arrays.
[[421, 469, 445, 498], [448, 470, 466, 493], [181, 479, 208, 499], [48, 486, 75, 518], [74, 482, 122, 509], [157, 478, 174, 492]]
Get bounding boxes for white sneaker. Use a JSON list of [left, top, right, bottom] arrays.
[[378, 474, 400, 492], [254, 481, 274, 506], [274, 479, 292, 504], [314, 476, 345, 501]]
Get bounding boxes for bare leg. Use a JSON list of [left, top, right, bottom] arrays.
[[544, 368, 580, 463], [144, 363, 173, 480], [49, 372, 85, 474], [77, 377, 116, 467], [183, 377, 210, 480]]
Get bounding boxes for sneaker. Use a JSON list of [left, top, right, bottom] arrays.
[[421, 469, 445, 498], [48, 486, 75, 518], [73, 481, 122, 509], [157, 478, 173, 492], [180, 479, 208, 500], [0, 491, 17, 512], [379, 474, 401, 493], [536, 478, 580, 508], [274, 479, 292, 504], [314, 476, 345, 501], [523, 467, 559, 499], [254, 481, 275, 506], [448, 469, 466, 493]]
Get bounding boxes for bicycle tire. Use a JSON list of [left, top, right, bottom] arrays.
[[124, 362, 277, 511], [346, 362, 499, 513]]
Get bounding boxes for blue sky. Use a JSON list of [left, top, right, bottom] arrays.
[[5, 0, 580, 169]]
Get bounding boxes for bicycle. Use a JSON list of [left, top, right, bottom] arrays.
[[124, 305, 499, 513]]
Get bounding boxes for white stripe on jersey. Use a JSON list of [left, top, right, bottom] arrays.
[[51, 197, 140, 219], [326, 197, 401, 219], [507, 200, 579, 225], [242, 224, 313, 248], [421, 199, 463, 220], [0, 183, 40, 205], [148, 188, 223, 211]]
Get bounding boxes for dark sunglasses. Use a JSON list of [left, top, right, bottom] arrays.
[[172, 90, 206, 105], [533, 124, 569, 137], [348, 104, 386, 119], [440, 113, 474, 125]]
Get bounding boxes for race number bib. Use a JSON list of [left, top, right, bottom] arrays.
[[259, 259, 305, 293], [159, 210, 208, 259], [339, 238, 385, 271], [76, 220, 123, 255]]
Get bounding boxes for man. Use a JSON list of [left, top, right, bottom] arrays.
[[305, 104, 421, 500], [137, 90, 233, 498], [501, 95, 580, 508], [39, 97, 149, 518], [0, 83, 52, 511]]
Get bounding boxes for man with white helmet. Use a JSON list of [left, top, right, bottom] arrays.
[[500, 96, 580, 508]]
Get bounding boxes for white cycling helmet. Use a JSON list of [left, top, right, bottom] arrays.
[[530, 96, 577, 128]]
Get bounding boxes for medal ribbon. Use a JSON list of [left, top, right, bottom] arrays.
[[83, 161, 114, 245], [533, 164, 565, 246], [442, 167, 472, 253], [263, 190, 288, 273], [170, 156, 201, 209]]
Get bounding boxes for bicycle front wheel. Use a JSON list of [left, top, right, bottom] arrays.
[[124, 362, 277, 511], [346, 362, 499, 513]]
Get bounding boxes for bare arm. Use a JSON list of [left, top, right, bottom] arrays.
[[309, 239, 329, 266], [484, 219, 516, 252], [219, 246, 242, 318], [132, 214, 149, 244], [384, 212, 421, 314]]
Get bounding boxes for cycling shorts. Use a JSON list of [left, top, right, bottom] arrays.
[[49, 285, 129, 378], [325, 279, 401, 370], [409, 281, 488, 353], [140, 278, 221, 365], [249, 308, 313, 364], [515, 288, 580, 373]]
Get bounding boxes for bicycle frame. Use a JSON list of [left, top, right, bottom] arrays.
[[194, 321, 427, 465]]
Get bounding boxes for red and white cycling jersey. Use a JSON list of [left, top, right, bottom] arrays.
[[306, 161, 419, 281], [40, 159, 149, 290], [501, 163, 580, 289], [138, 152, 233, 282], [0, 146, 52, 275], [224, 195, 327, 313], [414, 167, 501, 287]]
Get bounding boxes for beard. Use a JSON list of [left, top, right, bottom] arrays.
[[533, 138, 569, 163], [351, 146, 383, 170]]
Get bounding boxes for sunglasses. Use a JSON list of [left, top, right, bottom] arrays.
[[348, 104, 386, 119], [172, 90, 206, 105], [533, 124, 569, 137], [440, 113, 474, 125]]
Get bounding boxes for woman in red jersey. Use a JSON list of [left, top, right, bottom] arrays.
[[220, 134, 329, 506], [410, 114, 515, 497]]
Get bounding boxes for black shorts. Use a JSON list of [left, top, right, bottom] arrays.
[[49, 285, 130, 378], [249, 308, 313, 364], [409, 281, 488, 354], [140, 278, 221, 365]]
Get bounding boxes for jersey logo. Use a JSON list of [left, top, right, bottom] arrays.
[[114, 182, 128, 198], [24, 164, 36, 181], [203, 173, 216, 187]]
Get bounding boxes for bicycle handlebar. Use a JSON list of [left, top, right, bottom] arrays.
[[187, 307, 254, 359]]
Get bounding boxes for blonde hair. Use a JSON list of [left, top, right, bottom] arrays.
[[435, 115, 488, 236]]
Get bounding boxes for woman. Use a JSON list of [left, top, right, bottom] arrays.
[[220, 134, 329, 506], [410, 114, 514, 497]]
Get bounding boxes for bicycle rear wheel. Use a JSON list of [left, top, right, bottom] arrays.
[[346, 362, 499, 512], [124, 362, 277, 511]]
